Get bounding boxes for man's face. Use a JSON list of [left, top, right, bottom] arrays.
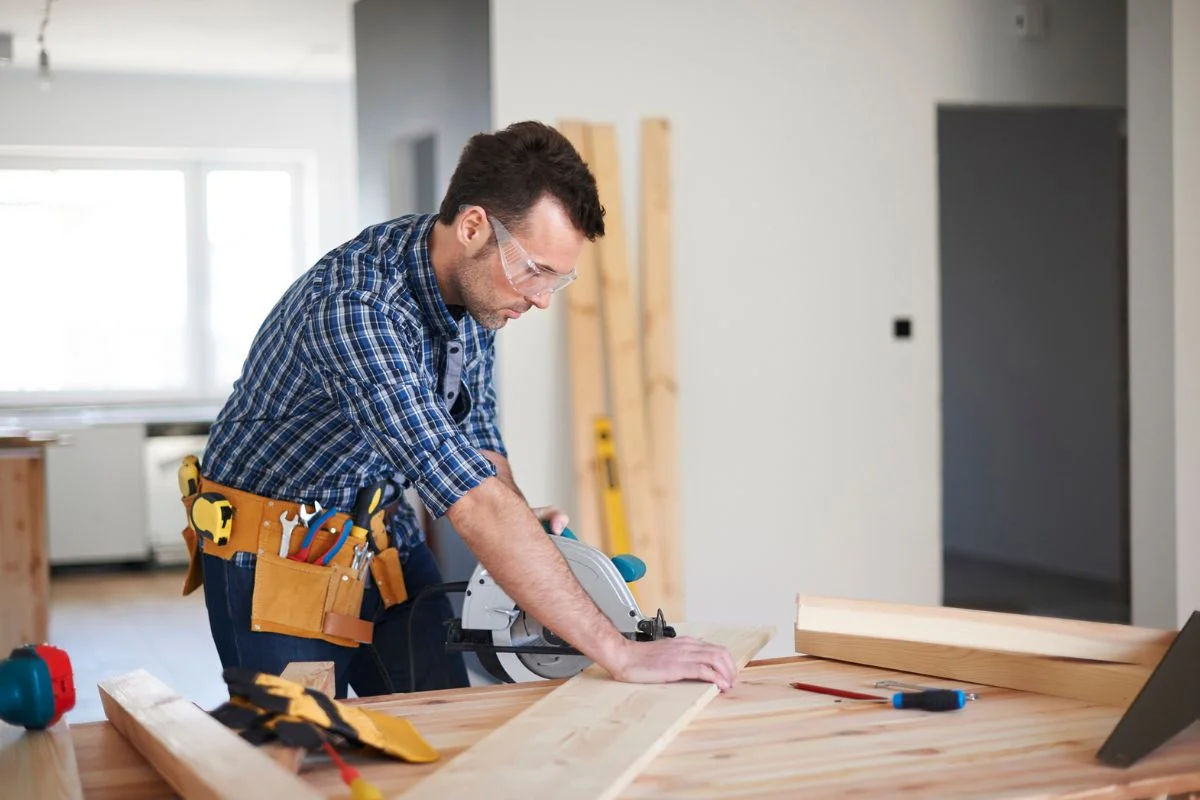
[[456, 197, 584, 330]]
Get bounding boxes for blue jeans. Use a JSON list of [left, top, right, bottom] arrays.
[[200, 542, 469, 698]]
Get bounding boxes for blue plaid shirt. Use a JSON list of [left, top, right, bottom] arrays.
[[202, 213, 505, 552]]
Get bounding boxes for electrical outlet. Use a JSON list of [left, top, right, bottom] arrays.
[[1014, 2, 1048, 40], [893, 318, 913, 340]]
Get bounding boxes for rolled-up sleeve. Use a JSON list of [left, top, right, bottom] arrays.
[[460, 340, 508, 458], [300, 289, 496, 518]]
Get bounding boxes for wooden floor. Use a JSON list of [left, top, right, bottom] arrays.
[[48, 566, 229, 724]]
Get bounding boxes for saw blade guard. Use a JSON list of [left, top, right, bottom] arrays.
[[460, 534, 654, 683]]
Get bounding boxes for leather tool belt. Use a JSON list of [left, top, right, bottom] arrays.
[[179, 465, 410, 649]]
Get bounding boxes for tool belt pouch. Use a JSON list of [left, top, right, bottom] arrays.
[[179, 494, 204, 596], [250, 554, 371, 649], [370, 547, 409, 609]]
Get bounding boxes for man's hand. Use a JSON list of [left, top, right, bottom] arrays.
[[609, 636, 739, 692], [533, 505, 570, 535]]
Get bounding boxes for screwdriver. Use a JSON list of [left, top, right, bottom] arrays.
[[790, 681, 969, 712]]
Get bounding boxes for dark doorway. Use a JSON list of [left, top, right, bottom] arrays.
[[938, 105, 1130, 624]]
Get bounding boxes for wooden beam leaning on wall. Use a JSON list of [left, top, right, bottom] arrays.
[[639, 118, 682, 622], [557, 119, 607, 552], [795, 595, 1174, 708], [399, 624, 773, 800], [587, 122, 673, 618], [0, 718, 85, 800], [99, 669, 324, 800]]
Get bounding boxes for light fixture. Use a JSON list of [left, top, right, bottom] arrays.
[[37, 0, 54, 88]]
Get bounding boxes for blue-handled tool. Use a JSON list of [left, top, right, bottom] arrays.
[[318, 521, 352, 566], [291, 506, 338, 563]]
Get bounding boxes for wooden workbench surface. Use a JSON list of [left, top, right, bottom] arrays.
[[68, 656, 1200, 799]]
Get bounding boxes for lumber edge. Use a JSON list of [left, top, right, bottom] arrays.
[[98, 668, 323, 800]]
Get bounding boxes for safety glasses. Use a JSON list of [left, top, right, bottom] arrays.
[[489, 214, 577, 297]]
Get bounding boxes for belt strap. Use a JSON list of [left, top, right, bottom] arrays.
[[323, 612, 373, 644]]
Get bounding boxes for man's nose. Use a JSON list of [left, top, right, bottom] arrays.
[[528, 292, 552, 310]]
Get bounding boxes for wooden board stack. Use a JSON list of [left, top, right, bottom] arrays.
[[557, 119, 681, 623], [794, 594, 1176, 707]]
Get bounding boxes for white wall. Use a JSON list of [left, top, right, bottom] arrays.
[[489, 0, 1126, 656], [0, 70, 358, 263], [1173, 1, 1200, 625]]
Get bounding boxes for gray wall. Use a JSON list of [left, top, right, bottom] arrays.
[[354, 0, 491, 226], [353, 0, 492, 590], [939, 106, 1128, 584], [1127, 0, 1177, 627]]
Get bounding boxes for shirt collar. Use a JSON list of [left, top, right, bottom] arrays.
[[404, 213, 461, 340]]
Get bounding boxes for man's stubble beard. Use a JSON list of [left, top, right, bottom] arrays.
[[455, 253, 509, 331]]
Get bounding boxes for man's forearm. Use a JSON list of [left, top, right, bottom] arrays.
[[447, 476, 629, 671], [481, 449, 525, 502]]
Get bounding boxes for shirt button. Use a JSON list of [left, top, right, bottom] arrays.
[[446, 391, 456, 400], [449, 346, 460, 354]]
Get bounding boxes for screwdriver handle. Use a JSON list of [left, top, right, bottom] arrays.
[[891, 689, 967, 712]]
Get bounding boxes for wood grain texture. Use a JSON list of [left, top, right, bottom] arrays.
[[587, 123, 666, 615], [0, 450, 49, 652], [794, 628, 1151, 708], [69, 657, 1200, 799], [396, 625, 773, 800], [639, 118, 681, 622], [98, 669, 323, 800], [265, 661, 337, 772], [0, 720, 84, 799], [557, 119, 607, 551], [797, 594, 1176, 666]]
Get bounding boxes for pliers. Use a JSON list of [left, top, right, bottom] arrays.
[[290, 505, 339, 563]]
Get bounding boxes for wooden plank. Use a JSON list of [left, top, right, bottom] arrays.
[[0, 720, 85, 799], [0, 450, 49, 653], [265, 661, 336, 772], [639, 118, 681, 621], [794, 628, 1151, 708], [397, 625, 773, 800], [557, 119, 607, 551], [98, 669, 323, 800], [587, 122, 666, 614], [796, 595, 1175, 666], [70, 720, 172, 800]]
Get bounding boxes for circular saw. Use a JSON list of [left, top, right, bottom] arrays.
[[446, 527, 675, 683]]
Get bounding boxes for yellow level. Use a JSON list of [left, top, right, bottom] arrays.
[[593, 416, 631, 557]]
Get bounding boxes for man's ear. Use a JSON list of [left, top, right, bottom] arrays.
[[457, 206, 490, 256]]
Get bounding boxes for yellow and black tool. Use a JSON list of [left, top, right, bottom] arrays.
[[177, 454, 200, 497], [593, 417, 631, 556], [189, 493, 234, 547], [211, 667, 438, 764], [349, 478, 390, 547]]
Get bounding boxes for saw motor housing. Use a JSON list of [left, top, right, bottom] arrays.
[[447, 533, 674, 683]]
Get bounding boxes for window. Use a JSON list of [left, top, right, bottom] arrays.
[[0, 157, 308, 404]]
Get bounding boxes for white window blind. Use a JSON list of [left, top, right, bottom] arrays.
[[0, 157, 307, 405]]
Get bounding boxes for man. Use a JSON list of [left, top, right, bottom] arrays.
[[193, 120, 736, 698]]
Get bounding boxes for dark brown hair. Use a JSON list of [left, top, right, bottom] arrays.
[[438, 121, 605, 241]]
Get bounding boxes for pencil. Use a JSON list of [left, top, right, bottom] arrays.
[[789, 681, 884, 701]]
